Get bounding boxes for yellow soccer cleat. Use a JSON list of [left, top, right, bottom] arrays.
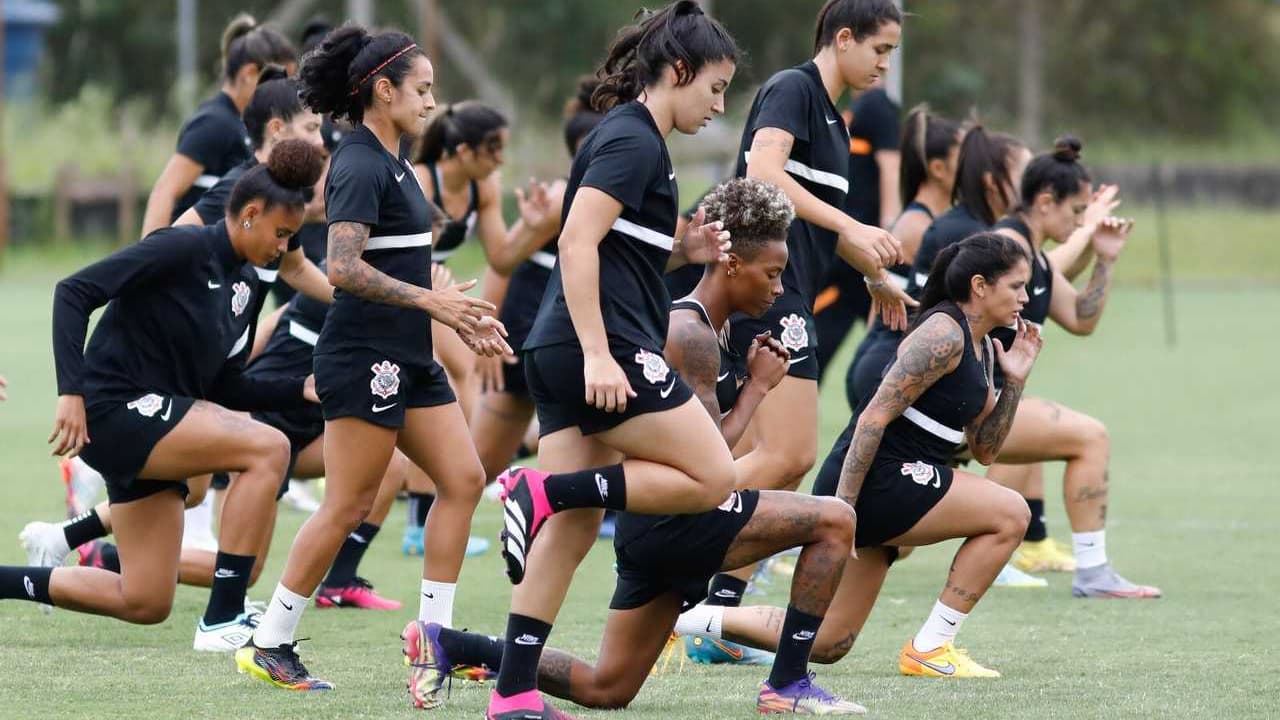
[[1012, 538, 1077, 573], [898, 640, 1001, 678]]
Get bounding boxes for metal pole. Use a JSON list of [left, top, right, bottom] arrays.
[[1152, 163, 1177, 347], [347, 0, 373, 26], [418, 0, 440, 63], [1017, 0, 1043, 148], [0, 0, 9, 267], [177, 0, 197, 115], [886, 0, 903, 104]]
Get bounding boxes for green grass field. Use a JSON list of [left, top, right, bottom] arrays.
[[1, 214, 1278, 718]]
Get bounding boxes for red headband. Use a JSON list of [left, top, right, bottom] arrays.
[[350, 43, 419, 96]]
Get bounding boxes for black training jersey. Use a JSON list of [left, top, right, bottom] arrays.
[[316, 124, 434, 360], [525, 102, 678, 351], [869, 302, 991, 464], [52, 221, 305, 410], [671, 297, 744, 415], [423, 162, 479, 262], [908, 204, 988, 297], [249, 268, 331, 380], [174, 92, 253, 221], [990, 216, 1052, 388], [735, 61, 851, 309], [845, 88, 901, 227]]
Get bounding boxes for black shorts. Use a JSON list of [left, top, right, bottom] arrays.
[[845, 330, 901, 410], [524, 340, 694, 437], [314, 349, 455, 429], [79, 392, 195, 505], [611, 490, 760, 612], [813, 424, 953, 547], [500, 353, 530, 398], [729, 291, 819, 381]]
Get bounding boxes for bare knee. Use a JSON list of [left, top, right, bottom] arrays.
[[319, 491, 376, 535], [247, 428, 292, 477], [817, 499, 855, 548], [763, 441, 817, 487], [993, 487, 1031, 541], [1069, 415, 1110, 460], [121, 595, 173, 625], [693, 456, 735, 510], [575, 678, 640, 710], [436, 463, 485, 506]]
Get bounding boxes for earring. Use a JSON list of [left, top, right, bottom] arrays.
[[727, 269, 737, 277], [243, 221, 252, 229]]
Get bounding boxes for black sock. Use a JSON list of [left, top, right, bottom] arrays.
[[439, 626, 505, 670], [97, 542, 122, 573], [494, 613, 552, 697], [768, 605, 823, 689], [409, 492, 435, 529], [202, 552, 255, 626], [514, 443, 534, 461], [0, 566, 53, 605], [544, 464, 627, 512], [62, 508, 107, 549], [1024, 498, 1047, 542], [324, 522, 379, 588], [705, 574, 748, 607]]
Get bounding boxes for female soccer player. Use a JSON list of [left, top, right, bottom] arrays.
[[730, 0, 911, 499], [406, 177, 868, 715], [809, 232, 1042, 678], [410, 102, 557, 419], [236, 24, 509, 692], [474, 4, 742, 718], [983, 137, 1159, 598], [142, 14, 296, 234], [3, 142, 324, 627], [174, 68, 330, 303]]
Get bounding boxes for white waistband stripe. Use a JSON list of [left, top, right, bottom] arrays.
[[529, 251, 557, 269], [253, 266, 279, 283], [611, 218, 674, 251], [288, 321, 320, 346], [365, 232, 433, 251], [903, 406, 965, 444], [227, 326, 250, 358], [915, 271, 930, 287], [887, 271, 909, 290], [193, 174, 219, 189], [743, 152, 850, 194]]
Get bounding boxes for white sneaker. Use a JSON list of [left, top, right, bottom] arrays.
[[194, 611, 259, 652], [993, 562, 1048, 588], [281, 482, 322, 513], [61, 457, 105, 517], [19, 522, 71, 568]]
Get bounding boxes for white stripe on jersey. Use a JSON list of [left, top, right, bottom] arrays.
[[611, 218, 674, 251], [915, 271, 930, 287], [887, 271, 909, 290], [227, 326, 250, 358], [288, 321, 320, 347], [193, 174, 219, 189], [903, 406, 965, 444], [743, 152, 850, 194], [529, 250, 557, 270], [365, 232, 433, 251], [253, 266, 279, 283]]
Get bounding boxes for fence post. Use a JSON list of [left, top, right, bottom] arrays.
[[1151, 162, 1177, 348]]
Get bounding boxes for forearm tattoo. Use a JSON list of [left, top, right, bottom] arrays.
[[328, 221, 429, 309], [836, 316, 964, 507], [972, 380, 1024, 459], [1076, 259, 1113, 320], [538, 648, 577, 700]]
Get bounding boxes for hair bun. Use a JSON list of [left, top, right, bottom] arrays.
[[257, 64, 289, 84], [674, 0, 705, 15], [1052, 134, 1082, 162], [265, 139, 325, 191]]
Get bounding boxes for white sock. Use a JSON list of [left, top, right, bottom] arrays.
[[1072, 530, 1107, 569], [912, 600, 968, 653], [253, 583, 310, 648], [673, 604, 724, 639], [419, 580, 456, 627], [182, 495, 217, 552]]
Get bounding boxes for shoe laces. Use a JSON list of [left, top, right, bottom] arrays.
[[790, 672, 837, 703], [350, 576, 375, 591]]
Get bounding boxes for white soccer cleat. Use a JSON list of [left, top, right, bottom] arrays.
[[194, 611, 259, 652], [281, 482, 322, 514], [19, 521, 70, 568]]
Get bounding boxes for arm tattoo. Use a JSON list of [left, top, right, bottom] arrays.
[[751, 129, 795, 157], [1076, 259, 1113, 320], [667, 318, 723, 430], [835, 315, 964, 507], [327, 221, 430, 309], [538, 649, 577, 700], [970, 379, 1024, 460]]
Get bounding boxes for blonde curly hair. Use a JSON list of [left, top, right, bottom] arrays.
[[700, 177, 794, 259]]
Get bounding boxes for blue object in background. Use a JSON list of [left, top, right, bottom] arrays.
[[4, 0, 60, 100]]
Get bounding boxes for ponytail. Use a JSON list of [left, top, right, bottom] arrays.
[[911, 232, 1029, 332], [227, 139, 325, 215], [592, 0, 737, 112], [415, 101, 508, 165], [299, 23, 423, 124], [221, 14, 296, 81], [952, 125, 1025, 225], [1016, 134, 1091, 211], [899, 104, 961, 206]]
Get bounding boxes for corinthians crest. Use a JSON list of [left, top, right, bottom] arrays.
[[778, 313, 809, 352], [126, 393, 165, 418], [230, 281, 251, 317], [369, 361, 401, 399], [900, 461, 941, 488], [634, 349, 670, 385]]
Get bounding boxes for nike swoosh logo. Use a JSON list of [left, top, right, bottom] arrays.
[[788, 355, 809, 366], [207, 281, 222, 289], [160, 398, 173, 422], [1033, 286, 1047, 296], [513, 634, 541, 646], [279, 599, 294, 611], [717, 371, 731, 382], [705, 618, 715, 633], [372, 402, 398, 413], [213, 569, 238, 579], [351, 533, 368, 544], [910, 654, 956, 675], [659, 379, 677, 398], [792, 630, 815, 641], [942, 617, 956, 626], [826, 117, 838, 124], [422, 592, 434, 599], [395, 172, 406, 182], [668, 171, 676, 180]]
